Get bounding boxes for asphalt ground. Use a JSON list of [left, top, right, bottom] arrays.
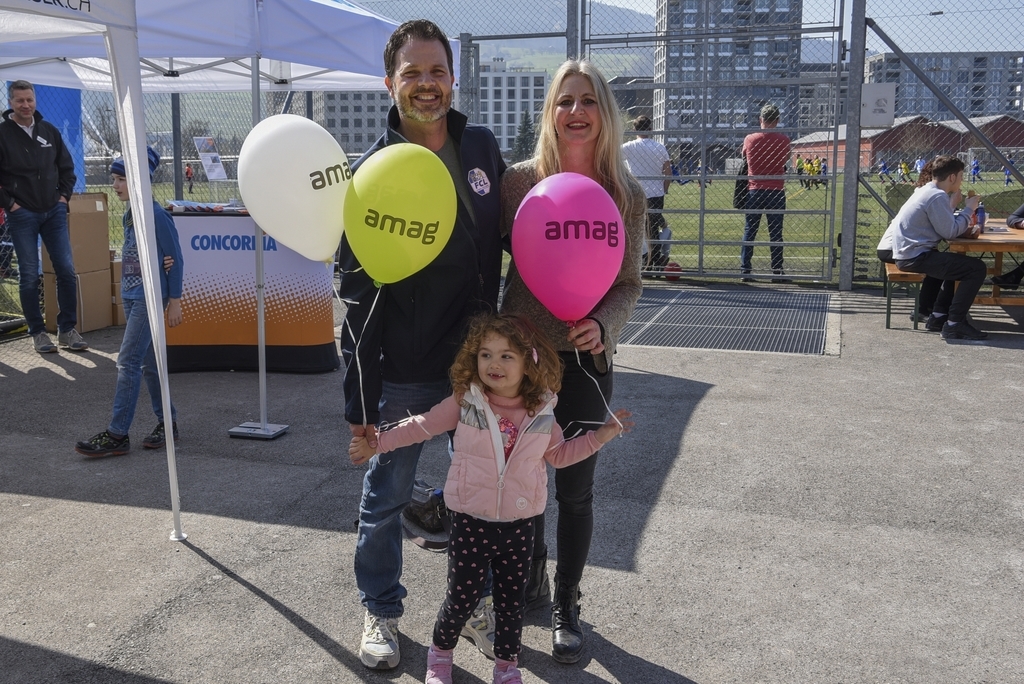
[[1, 284, 1023, 683]]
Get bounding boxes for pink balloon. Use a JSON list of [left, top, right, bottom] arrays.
[[511, 172, 625, 323]]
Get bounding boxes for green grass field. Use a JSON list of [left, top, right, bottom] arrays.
[[655, 175, 843, 281], [75, 174, 1024, 284], [654, 175, 1024, 284]]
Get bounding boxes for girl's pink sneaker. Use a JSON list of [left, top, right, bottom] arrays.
[[425, 644, 453, 684], [493, 657, 523, 684]]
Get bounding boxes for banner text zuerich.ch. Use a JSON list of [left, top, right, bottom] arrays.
[[29, 0, 92, 13], [190, 234, 278, 251]]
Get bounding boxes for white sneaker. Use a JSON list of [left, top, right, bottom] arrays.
[[460, 595, 496, 660], [360, 611, 400, 669]]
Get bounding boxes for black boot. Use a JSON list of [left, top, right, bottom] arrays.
[[551, 573, 584, 664], [525, 552, 551, 611]]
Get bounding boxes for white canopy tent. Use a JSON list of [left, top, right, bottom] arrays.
[[1, 0, 400, 77], [1, 0, 407, 540], [0, 56, 387, 93], [0, 0, 188, 540], [0, 0, 461, 93]]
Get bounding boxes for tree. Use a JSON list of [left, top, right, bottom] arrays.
[[84, 105, 121, 156], [183, 119, 213, 146], [511, 114, 537, 164]]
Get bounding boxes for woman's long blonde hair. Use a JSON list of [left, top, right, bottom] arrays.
[[534, 59, 638, 221]]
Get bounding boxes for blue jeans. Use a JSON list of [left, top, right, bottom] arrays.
[[354, 378, 451, 618], [7, 203, 77, 335], [741, 189, 786, 273], [108, 297, 176, 436]]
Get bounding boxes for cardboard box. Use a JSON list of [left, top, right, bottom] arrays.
[[44, 269, 113, 334], [69, 192, 107, 215], [111, 258, 122, 284], [43, 192, 110, 274]]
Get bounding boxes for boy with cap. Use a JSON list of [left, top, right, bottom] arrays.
[[76, 147, 185, 458]]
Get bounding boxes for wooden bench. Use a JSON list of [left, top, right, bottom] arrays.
[[884, 262, 926, 329]]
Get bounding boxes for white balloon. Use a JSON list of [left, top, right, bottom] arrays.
[[238, 114, 351, 262]]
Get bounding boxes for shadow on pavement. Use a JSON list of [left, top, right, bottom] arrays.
[[0, 637, 175, 684], [519, 635, 699, 683], [181, 540, 369, 678]]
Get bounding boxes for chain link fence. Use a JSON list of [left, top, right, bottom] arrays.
[[853, 1, 1024, 282], [5, 2, 1024, 327], [581, 0, 845, 282]]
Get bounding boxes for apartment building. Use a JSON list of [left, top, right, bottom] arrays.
[[865, 51, 1024, 119], [314, 90, 393, 154], [478, 58, 548, 152], [654, 0, 803, 164]]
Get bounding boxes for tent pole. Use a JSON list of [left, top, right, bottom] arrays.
[[104, 25, 186, 541], [230, 54, 287, 440]]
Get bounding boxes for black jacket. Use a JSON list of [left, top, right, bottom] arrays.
[[338, 107, 506, 424], [0, 109, 76, 212]]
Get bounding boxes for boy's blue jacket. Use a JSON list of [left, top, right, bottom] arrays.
[[122, 199, 184, 300]]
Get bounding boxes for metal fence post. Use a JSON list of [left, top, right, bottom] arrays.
[[840, 0, 867, 291], [459, 33, 478, 124], [567, 0, 579, 60], [171, 92, 183, 201]]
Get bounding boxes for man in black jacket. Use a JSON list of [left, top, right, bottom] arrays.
[[337, 20, 505, 671], [0, 81, 87, 352]]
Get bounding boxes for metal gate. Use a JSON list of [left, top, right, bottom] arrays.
[[578, 0, 846, 282]]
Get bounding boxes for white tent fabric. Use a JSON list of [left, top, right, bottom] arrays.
[[0, 56, 388, 93], [0, 0, 187, 539], [0, 0, 400, 77], [0, 2, 468, 93]]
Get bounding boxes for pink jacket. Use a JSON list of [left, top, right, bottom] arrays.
[[376, 383, 601, 521]]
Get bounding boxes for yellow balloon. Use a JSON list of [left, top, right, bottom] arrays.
[[343, 144, 457, 284]]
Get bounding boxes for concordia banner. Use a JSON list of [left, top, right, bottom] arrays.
[[165, 214, 339, 372]]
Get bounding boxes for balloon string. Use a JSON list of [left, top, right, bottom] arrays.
[[332, 273, 382, 443], [572, 346, 623, 433]]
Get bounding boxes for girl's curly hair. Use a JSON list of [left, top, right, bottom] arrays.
[[450, 314, 563, 414]]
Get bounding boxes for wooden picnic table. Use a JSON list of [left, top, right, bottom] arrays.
[[948, 218, 1024, 306]]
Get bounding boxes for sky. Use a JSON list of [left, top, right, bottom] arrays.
[[591, 0, 1024, 54]]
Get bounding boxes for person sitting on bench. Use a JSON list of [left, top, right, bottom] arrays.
[[889, 155, 987, 341]]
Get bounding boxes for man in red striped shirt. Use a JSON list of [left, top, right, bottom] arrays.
[[740, 103, 790, 282]]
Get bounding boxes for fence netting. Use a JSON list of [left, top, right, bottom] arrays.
[[853, 1, 1024, 282], [4, 1, 1024, 326]]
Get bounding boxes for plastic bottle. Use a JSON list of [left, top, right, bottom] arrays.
[[976, 203, 987, 232]]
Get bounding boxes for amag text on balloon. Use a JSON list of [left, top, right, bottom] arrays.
[[310, 162, 352, 190], [364, 209, 440, 245], [544, 220, 619, 248]]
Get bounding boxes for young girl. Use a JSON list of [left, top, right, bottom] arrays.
[[349, 314, 631, 684]]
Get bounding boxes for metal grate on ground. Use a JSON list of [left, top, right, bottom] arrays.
[[620, 288, 832, 355]]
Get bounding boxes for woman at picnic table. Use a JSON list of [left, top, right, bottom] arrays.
[[498, 58, 645, 665]]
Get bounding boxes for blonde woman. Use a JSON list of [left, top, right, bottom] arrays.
[[499, 59, 645, 664]]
